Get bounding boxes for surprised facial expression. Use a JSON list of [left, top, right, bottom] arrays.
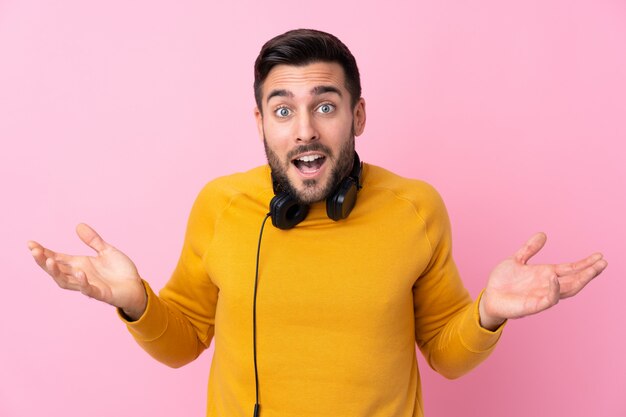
[[255, 62, 366, 204]]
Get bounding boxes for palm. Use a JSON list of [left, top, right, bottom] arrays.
[[486, 260, 560, 319], [481, 233, 607, 325], [67, 246, 140, 306]]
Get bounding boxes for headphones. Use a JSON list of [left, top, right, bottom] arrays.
[[269, 152, 363, 229]]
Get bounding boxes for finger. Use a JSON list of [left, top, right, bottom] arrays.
[[554, 252, 604, 276], [54, 261, 76, 276], [542, 275, 561, 310], [558, 259, 608, 298], [75, 270, 100, 299], [30, 245, 62, 271], [28, 240, 50, 259], [513, 232, 547, 264], [76, 223, 108, 253], [27, 240, 41, 251], [29, 245, 49, 270], [45, 257, 63, 279], [29, 242, 74, 269], [546, 275, 561, 309], [45, 257, 80, 291]]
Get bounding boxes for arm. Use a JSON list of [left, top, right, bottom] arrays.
[[121, 183, 221, 367], [413, 188, 503, 379]]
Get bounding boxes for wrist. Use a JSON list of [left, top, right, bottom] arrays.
[[478, 292, 505, 331], [121, 281, 148, 321]]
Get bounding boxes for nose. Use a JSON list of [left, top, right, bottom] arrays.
[[295, 113, 319, 143]]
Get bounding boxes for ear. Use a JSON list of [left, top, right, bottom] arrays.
[[254, 106, 264, 141], [352, 98, 366, 137]]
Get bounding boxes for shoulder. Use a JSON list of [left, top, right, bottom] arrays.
[[196, 165, 271, 199], [363, 164, 447, 215], [191, 165, 273, 216], [362, 163, 453, 248]]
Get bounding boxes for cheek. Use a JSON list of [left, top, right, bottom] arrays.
[[263, 122, 293, 155], [264, 118, 293, 141], [320, 117, 352, 141]]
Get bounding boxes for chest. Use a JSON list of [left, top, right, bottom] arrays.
[[204, 198, 432, 335]]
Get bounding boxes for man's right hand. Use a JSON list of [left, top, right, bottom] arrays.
[[28, 223, 147, 320]]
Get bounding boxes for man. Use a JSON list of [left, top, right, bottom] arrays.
[[28, 29, 607, 417]]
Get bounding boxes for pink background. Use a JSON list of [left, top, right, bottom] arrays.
[[2, 1, 624, 416]]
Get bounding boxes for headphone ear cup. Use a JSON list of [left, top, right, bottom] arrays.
[[326, 177, 358, 221], [270, 193, 310, 230]]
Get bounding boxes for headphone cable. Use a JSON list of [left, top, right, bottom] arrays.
[[253, 213, 271, 417]]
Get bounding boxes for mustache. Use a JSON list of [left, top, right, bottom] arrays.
[[287, 143, 333, 160]]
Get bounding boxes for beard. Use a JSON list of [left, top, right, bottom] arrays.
[[264, 134, 355, 205]]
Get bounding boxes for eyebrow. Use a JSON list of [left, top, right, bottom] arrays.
[[265, 85, 343, 104], [266, 89, 293, 103], [311, 85, 342, 97]]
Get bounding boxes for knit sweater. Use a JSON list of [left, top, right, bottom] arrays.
[[122, 163, 504, 417]]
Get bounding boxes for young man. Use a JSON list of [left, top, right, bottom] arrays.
[[28, 29, 607, 417]]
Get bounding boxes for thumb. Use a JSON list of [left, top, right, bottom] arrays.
[[513, 232, 547, 264], [76, 223, 108, 253]]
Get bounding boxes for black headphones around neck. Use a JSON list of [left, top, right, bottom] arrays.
[[269, 152, 363, 230]]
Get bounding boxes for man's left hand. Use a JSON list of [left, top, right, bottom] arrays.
[[478, 232, 608, 330]]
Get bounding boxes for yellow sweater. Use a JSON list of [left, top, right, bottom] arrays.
[[123, 163, 504, 417]]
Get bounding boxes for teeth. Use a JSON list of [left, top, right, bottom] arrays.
[[297, 155, 322, 162]]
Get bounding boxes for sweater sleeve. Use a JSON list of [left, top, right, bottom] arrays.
[[412, 185, 504, 379], [119, 183, 220, 368]]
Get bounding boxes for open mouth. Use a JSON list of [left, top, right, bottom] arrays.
[[292, 154, 326, 175]]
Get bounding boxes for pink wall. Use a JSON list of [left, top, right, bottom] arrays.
[[2, 1, 624, 416]]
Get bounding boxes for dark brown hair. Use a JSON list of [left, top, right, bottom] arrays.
[[254, 29, 361, 112]]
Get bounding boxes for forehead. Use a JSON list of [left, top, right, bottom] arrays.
[[262, 62, 347, 102]]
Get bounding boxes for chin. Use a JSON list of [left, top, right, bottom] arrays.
[[292, 177, 330, 205]]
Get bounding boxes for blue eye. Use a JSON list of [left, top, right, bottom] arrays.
[[317, 104, 335, 114], [275, 107, 291, 118]]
